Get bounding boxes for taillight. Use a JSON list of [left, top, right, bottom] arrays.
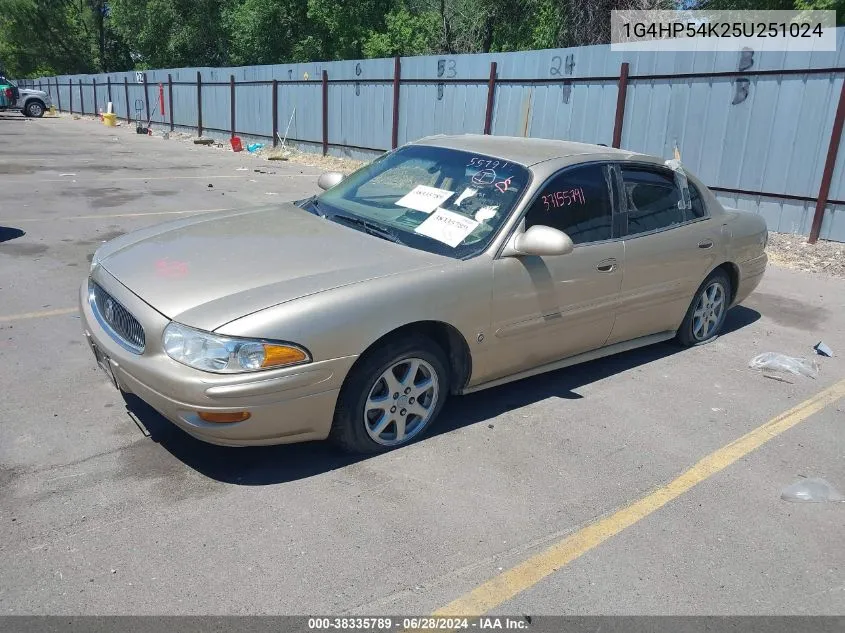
[[3, 88, 12, 100]]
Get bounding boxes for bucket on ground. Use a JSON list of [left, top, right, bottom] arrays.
[[230, 136, 243, 152], [102, 112, 117, 127]]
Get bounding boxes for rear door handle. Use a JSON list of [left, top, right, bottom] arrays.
[[596, 258, 617, 273], [698, 239, 714, 249]]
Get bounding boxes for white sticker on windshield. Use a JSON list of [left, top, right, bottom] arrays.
[[396, 185, 455, 214], [454, 187, 478, 206], [475, 206, 498, 222], [414, 208, 480, 248]]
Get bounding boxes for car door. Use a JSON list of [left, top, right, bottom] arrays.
[[487, 162, 625, 380], [607, 163, 721, 345]]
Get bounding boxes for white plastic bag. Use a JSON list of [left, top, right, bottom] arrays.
[[749, 352, 819, 379], [781, 478, 844, 503]]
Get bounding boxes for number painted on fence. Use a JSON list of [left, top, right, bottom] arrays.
[[732, 78, 750, 105], [437, 59, 456, 78], [738, 47, 754, 71]]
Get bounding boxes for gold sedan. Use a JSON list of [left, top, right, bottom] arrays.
[[80, 135, 767, 452]]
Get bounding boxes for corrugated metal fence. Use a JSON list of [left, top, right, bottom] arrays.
[[22, 29, 845, 242]]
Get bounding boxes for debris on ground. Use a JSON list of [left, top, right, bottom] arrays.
[[767, 233, 845, 278], [781, 477, 844, 503], [235, 167, 248, 171], [193, 138, 214, 145], [207, 183, 213, 188], [749, 352, 819, 379], [246, 143, 265, 153], [814, 341, 834, 357]]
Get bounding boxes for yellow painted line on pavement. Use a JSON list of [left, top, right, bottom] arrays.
[[433, 378, 845, 617], [0, 307, 78, 323], [9, 208, 232, 223]]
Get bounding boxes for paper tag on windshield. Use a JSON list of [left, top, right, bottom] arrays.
[[396, 185, 454, 214], [414, 208, 479, 247]]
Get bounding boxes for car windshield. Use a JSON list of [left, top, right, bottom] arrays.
[[309, 145, 531, 259]]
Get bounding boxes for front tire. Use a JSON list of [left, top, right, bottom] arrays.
[[330, 336, 449, 454], [677, 269, 731, 347], [25, 100, 45, 118]]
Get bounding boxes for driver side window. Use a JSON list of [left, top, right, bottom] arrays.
[[523, 164, 613, 245]]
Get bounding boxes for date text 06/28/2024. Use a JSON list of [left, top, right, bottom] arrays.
[[306, 616, 530, 630]]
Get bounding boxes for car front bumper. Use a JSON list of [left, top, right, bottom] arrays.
[[79, 270, 356, 446]]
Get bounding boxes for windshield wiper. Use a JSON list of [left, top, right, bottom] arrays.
[[328, 213, 406, 245]]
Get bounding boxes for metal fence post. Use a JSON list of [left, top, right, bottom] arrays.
[[322, 70, 329, 155], [230, 74, 236, 137], [197, 71, 203, 137], [168, 74, 174, 131], [55, 78, 62, 111], [93, 77, 98, 115], [124, 77, 130, 123], [107, 76, 112, 103], [69, 78, 73, 113], [143, 72, 150, 123], [809, 78, 845, 243], [272, 79, 279, 147], [392, 55, 401, 149], [483, 62, 497, 135], [79, 80, 84, 114], [612, 62, 630, 149]]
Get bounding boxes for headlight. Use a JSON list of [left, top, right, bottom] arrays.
[[162, 322, 310, 373]]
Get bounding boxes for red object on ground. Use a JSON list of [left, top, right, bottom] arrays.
[[230, 136, 243, 152]]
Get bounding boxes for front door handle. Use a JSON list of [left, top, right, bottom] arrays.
[[698, 239, 714, 249], [596, 258, 617, 273]]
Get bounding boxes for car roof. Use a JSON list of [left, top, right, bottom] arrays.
[[413, 134, 660, 167]]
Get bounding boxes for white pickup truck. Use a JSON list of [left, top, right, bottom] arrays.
[[0, 79, 51, 117]]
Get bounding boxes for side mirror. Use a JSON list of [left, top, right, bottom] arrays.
[[503, 225, 574, 257], [317, 171, 344, 190]]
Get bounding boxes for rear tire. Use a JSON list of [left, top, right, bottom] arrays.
[[677, 269, 731, 347], [25, 100, 45, 118], [329, 336, 449, 454]]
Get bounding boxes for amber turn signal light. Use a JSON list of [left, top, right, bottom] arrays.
[[262, 344, 309, 368], [197, 411, 251, 423]]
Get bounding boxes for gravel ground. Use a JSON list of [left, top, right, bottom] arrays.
[[766, 232, 845, 278]]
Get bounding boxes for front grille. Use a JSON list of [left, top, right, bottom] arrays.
[[91, 283, 145, 353]]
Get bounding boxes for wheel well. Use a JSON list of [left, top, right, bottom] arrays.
[[359, 321, 472, 395], [716, 262, 739, 303]]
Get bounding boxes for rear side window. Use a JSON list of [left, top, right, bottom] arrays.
[[621, 167, 685, 236], [689, 182, 708, 219], [524, 164, 613, 245]]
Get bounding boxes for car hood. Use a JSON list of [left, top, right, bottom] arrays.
[[97, 203, 445, 331]]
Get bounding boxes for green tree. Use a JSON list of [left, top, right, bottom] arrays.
[[224, 0, 308, 65], [109, 0, 230, 68], [362, 7, 440, 57], [0, 0, 130, 75]]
